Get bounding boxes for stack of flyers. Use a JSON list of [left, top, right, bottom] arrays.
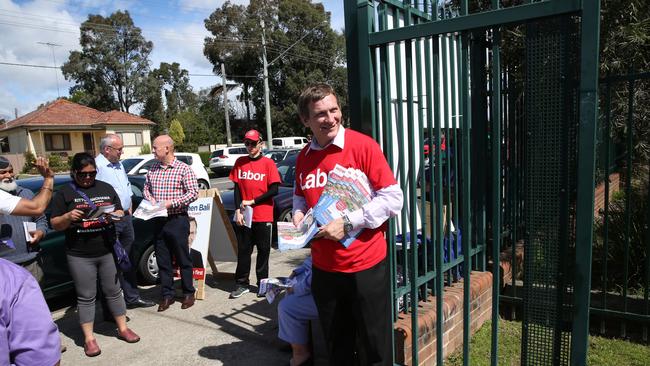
[[276, 164, 375, 250], [277, 209, 318, 251], [312, 164, 374, 248], [258, 276, 297, 303]]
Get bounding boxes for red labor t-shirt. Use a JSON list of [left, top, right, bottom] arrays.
[[294, 129, 398, 273], [230, 155, 281, 222]]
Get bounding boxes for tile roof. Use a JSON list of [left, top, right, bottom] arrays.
[[1, 99, 154, 131]]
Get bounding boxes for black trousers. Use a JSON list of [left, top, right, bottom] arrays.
[[312, 258, 392, 366], [234, 222, 272, 287], [153, 214, 194, 298], [115, 215, 140, 304]]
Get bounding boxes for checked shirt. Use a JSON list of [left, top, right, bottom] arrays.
[[143, 158, 199, 215]]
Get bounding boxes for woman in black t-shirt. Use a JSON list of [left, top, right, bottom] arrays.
[[50, 152, 140, 357]]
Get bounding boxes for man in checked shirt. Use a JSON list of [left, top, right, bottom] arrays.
[[144, 135, 199, 312]]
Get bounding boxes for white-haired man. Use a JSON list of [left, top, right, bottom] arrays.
[[96, 134, 155, 310]]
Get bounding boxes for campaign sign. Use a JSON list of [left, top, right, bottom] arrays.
[[172, 197, 213, 299]]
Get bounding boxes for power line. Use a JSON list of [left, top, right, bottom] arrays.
[[0, 61, 58, 69], [37, 42, 62, 97]]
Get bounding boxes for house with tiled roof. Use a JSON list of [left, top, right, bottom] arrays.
[[0, 99, 154, 167]]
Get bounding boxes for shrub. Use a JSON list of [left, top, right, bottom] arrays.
[[140, 143, 151, 154], [21, 151, 36, 174], [47, 154, 69, 172], [592, 166, 649, 294], [176, 142, 198, 153], [198, 151, 211, 167]]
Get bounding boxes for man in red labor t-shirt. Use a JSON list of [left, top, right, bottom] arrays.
[[229, 129, 281, 299], [292, 84, 403, 365]]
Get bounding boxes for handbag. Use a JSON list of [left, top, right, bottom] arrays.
[[69, 183, 131, 271]]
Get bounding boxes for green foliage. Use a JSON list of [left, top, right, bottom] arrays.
[[61, 10, 153, 113], [198, 151, 212, 167], [168, 119, 185, 146], [203, 0, 348, 135], [142, 62, 197, 136], [592, 168, 649, 293], [47, 154, 69, 172], [139, 143, 151, 154], [176, 142, 198, 153], [22, 152, 68, 174], [21, 151, 36, 174]]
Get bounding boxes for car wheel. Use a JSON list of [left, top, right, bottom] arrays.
[[279, 209, 293, 222], [138, 245, 159, 285], [198, 179, 210, 190]]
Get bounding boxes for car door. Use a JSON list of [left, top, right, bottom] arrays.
[[38, 179, 75, 298]]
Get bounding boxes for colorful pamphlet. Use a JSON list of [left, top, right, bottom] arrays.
[[276, 164, 375, 250]]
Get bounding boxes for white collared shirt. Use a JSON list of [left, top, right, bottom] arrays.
[[95, 154, 133, 211]]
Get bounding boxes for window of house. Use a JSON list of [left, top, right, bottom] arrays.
[[0, 137, 9, 153], [116, 132, 143, 146], [44, 133, 71, 151]]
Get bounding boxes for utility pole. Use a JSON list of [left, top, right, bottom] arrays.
[[260, 19, 273, 146], [221, 63, 232, 147], [37, 42, 61, 98]]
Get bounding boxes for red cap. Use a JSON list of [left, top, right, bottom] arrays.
[[244, 129, 262, 142]]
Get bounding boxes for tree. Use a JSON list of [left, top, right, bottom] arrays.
[[204, 0, 347, 136], [168, 119, 185, 146], [142, 62, 196, 136], [62, 10, 153, 113], [204, 1, 264, 122]]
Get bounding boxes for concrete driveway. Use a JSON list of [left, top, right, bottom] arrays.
[[54, 248, 312, 365]]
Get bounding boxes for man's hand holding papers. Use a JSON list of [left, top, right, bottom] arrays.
[[133, 199, 168, 220]]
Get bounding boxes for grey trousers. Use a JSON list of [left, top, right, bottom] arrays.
[[67, 253, 127, 324]]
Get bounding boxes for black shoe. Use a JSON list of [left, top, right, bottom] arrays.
[[126, 298, 156, 309], [104, 315, 130, 323]]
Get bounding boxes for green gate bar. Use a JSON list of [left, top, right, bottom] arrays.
[[570, 0, 601, 364], [343, 1, 604, 365], [489, 25, 501, 366]]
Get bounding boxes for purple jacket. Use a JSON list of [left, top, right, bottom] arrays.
[[0, 258, 60, 365]]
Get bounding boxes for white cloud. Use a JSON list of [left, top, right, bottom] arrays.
[[0, 0, 344, 121], [145, 22, 220, 92], [178, 0, 249, 12], [0, 0, 81, 119]]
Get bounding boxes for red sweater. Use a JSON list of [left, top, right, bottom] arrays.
[[295, 129, 397, 272]]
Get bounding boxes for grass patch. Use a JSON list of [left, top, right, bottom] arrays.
[[446, 319, 650, 366]]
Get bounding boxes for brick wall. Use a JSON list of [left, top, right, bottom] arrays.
[[594, 172, 620, 216], [394, 271, 493, 365]]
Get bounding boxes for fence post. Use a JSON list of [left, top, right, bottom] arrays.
[[570, 0, 601, 364], [344, 0, 376, 138]]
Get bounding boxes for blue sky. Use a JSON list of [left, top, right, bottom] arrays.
[[0, 0, 345, 120]]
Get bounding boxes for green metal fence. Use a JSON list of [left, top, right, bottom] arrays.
[[344, 0, 601, 365], [590, 70, 650, 340]]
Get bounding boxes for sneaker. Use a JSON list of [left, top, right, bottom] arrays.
[[230, 286, 250, 298]]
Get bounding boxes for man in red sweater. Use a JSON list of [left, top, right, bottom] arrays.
[[292, 84, 403, 365], [230, 129, 281, 298]]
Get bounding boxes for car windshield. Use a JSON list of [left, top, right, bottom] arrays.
[[211, 150, 223, 158], [121, 158, 143, 172], [276, 156, 296, 185], [264, 151, 286, 162]]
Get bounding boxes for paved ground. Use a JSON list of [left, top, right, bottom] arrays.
[[53, 248, 313, 365], [209, 176, 234, 192]]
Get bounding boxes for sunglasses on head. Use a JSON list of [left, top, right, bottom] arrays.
[[244, 140, 260, 147], [76, 171, 97, 178]]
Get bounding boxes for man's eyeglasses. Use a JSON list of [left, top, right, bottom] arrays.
[[76, 171, 97, 178], [108, 146, 124, 152], [244, 141, 261, 147]]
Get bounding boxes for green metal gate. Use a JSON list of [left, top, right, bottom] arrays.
[[344, 1, 601, 365]]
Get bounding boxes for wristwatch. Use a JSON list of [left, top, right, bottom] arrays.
[[342, 215, 353, 234]]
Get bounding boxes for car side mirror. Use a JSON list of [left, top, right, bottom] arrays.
[[137, 168, 148, 175]]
